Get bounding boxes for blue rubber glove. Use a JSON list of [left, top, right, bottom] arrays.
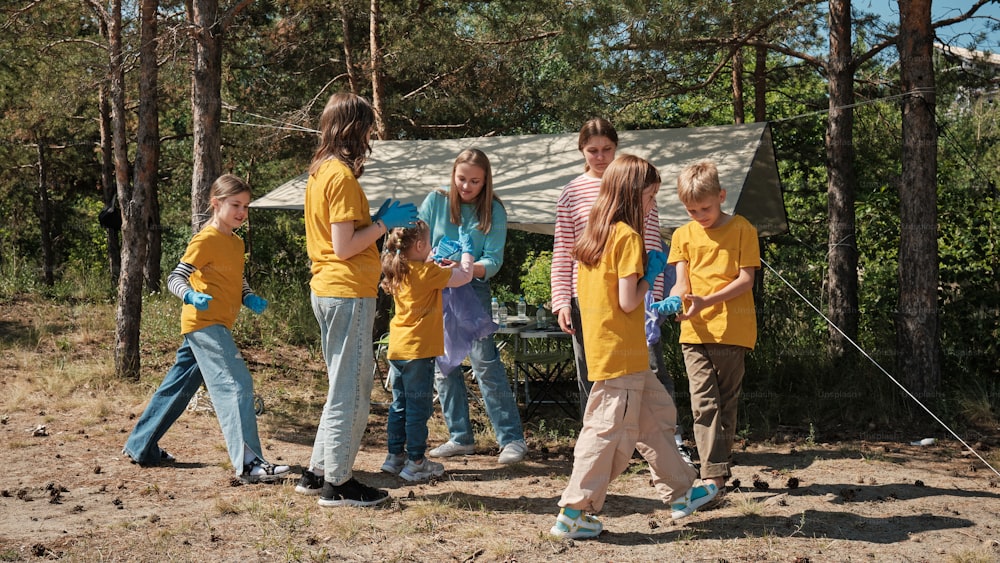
[[642, 250, 666, 286], [371, 198, 393, 223], [432, 236, 462, 262], [458, 226, 474, 255], [379, 200, 418, 230], [183, 290, 213, 311], [243, 294, 268, 315], [649, 295, 683, 315]]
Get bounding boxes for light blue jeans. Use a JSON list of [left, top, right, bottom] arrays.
[[309, 293, 376, 486], [435, 280, 524, 448], [387, 358, 436, 461], [123, 324, 263, 476]]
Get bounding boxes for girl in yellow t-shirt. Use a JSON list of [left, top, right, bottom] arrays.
[[549, 155, 715, 540], [299, 93, 418, 507], [122, 175, 288, 484], [378, 221, 474, 482]]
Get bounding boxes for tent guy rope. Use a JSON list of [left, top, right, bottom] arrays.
[[761, 258, 1000, 479]]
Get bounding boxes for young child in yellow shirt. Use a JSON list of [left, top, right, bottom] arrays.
[[379, 221, 474, 482]]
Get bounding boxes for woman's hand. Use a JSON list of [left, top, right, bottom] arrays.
[[556, 307, 575, 335]]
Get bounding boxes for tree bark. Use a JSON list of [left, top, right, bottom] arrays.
[[98, 79, 121, 286], [732, 44, 745, 124], [370, 0, 386, 138], [137, 0, 161, 293], [825, 0, 859, 356], [189, 0, 224, 232], [34, 140, 55, 287], [754, 44, 767, 122], [341, 0, 358, 94], [104, 0, 147, 380], [896, 0, 940, 397]]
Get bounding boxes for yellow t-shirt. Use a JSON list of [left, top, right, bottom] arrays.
[[387, 262, 452, 360], [668, 214, 760, 349], [577, 221, 649, 381], [179, 226, 245, 334], [305, 159, 381, 298]]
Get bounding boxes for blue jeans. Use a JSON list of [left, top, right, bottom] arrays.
[[387, 358, 435, 460], [123, 325, 263, 476], [309, 293, 376, 486], [435, 279, 524, 447]]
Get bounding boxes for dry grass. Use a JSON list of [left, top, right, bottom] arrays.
[[2, 295, 1000, 562]]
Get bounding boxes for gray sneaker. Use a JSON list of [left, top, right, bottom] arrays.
[[428, 440, 475, 458], [381, 452, 407, 475], [498, 440, 528, 464], [399, 458, 445, 482]]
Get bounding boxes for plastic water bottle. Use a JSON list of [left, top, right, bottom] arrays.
[[497, 302, 507, 327], [536, 305, 547, 327], [491, 297, 500, 323], [517, 296, 527, 319]]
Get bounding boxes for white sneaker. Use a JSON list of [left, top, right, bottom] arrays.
[[399, 458, 445, 482], [498, 440, 527, 464], [428, 440, 475, 458]]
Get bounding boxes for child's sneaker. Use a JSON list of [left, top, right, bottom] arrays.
[[428, 440, 475, 458], [670, 482, 718, 519], [399, 458, 445, 482], [381, 453, 407, 475], [317, 478, 390, 508], [239, 458, 290, 484], [549, 508, 602, 539], [295, 470, 324, 496]]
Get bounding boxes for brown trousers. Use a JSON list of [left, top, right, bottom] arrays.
[[682, 343, 747, 480], [559, 370, 697, 513]]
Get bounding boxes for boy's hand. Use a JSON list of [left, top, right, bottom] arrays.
[[675, 294, 707, 321]]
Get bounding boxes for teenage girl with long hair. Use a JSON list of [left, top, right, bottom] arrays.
[[297, 92, 417, 507], [549, 155, 715, 540]]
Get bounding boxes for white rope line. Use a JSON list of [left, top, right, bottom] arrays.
[[760, 258, 1000, 478]]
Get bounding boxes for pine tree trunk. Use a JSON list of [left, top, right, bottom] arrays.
[[137, 0, 161, 293], [370, 0, 386, 139], [35, 141, 55, 287], [897, 0, 940, 397], [99, 81, 121, 286], [105, 0, 147, 380], [189, 0, 223, 232], [825, 0, 859, 356]]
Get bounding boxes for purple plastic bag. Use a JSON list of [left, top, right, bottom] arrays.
[[436, 285, 498, 374]]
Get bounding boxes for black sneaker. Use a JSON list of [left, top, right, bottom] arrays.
[[317, 478, 390, 508], [295, 470, 324, 496]]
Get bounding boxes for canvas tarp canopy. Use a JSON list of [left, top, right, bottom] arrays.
[[250, 122, 787, 237]]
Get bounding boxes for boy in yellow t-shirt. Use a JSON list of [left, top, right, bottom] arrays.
[[661, 159, 760, 495], [379, 221, 474, 483]]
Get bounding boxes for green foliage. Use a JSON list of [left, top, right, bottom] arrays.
[[519, 250, 552, 307]]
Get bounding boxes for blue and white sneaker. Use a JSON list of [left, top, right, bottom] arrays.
[[549, 508, 603, 539], [670, 483, 719, 519]]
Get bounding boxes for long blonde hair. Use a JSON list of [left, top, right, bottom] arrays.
[[446, 148, 503, 235], [308, 93, 375, 178], [573, 154, 659, 267], [380, 220, 430, 296]]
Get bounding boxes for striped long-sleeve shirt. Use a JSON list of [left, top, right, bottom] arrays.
[[550, 173, 665, 314]]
